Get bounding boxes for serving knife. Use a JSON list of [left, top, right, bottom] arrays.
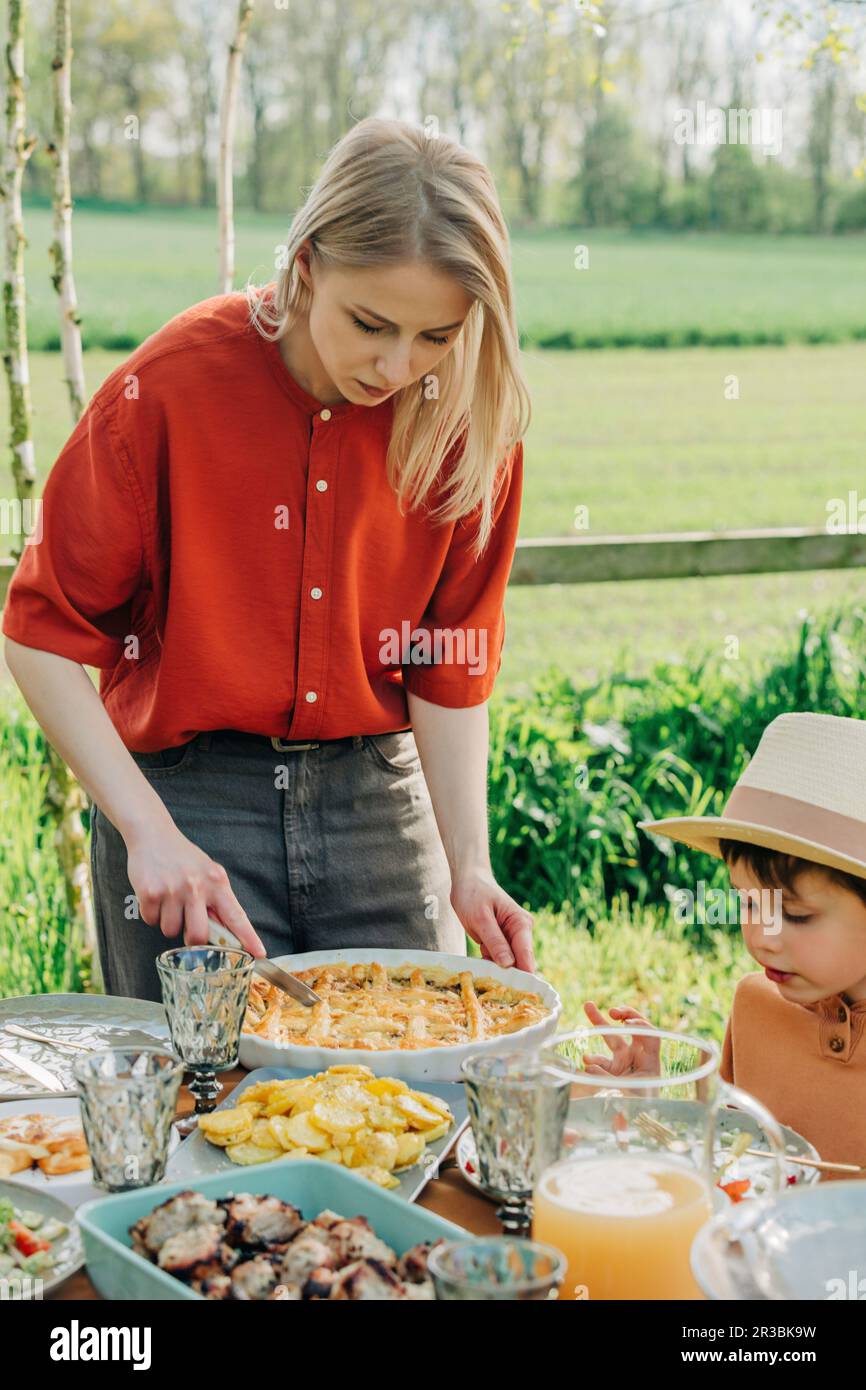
[[206, 917, 322, 1008], [0, 1046, 66, 1093]]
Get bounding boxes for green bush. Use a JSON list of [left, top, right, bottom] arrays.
[[488, 604, 866, 936]]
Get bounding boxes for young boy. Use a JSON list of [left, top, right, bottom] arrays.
[[585, 712, 866, 1172]]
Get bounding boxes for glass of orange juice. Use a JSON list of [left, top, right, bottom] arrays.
[[532, 1026, 787, 1300]]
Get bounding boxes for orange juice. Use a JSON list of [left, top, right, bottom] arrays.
[[533, 1153, 713, 1300]]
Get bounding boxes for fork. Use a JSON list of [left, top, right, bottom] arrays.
[[635, 1110, 865, 1175], [2, 1023, 94, 1053]]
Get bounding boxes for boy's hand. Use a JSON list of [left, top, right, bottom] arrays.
[[580, 1001, 662, 1079]]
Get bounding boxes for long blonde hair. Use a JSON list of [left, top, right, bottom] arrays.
[[246, 116, 530, 557]]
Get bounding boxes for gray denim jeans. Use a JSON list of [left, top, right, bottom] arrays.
[[90, 728, 466, 1002]]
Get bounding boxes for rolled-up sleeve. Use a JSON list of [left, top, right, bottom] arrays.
[[1, 397, 146, 669], [402, 439, 523, 707]]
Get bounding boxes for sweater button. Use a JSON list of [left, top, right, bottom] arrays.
[[320, 409, 331, 421], [829, 1035, 845, 1053], [838, 1005, 847, 1022]]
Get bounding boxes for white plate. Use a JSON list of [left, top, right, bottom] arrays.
[[0, 994, 170, 1100], [692, 1179, 866, 1300], [0, 1095, 180, 1210], [239, 948, 562, 1083], [166, 1066, 470, 1202], [0, 1178, 84, 1297], [458, 1105, 820, 1206]]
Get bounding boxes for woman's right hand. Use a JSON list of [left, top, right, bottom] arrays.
[[126, 822, 267, 957], [580, 1000, 661, 1078]]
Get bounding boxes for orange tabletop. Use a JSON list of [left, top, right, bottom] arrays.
[[50, 1066, 496, 1299]]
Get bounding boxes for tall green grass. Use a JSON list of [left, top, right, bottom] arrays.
[[0, 697, 90, 996], [534, 901, 754, 1049]]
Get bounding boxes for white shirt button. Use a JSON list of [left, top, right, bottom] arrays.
[[315, 480, 328, 492], [305, 691, 318, 703], [310, 587, 323, 600], [319, 409, 331, 421]]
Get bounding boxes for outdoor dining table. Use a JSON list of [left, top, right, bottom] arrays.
[[50, 1064, 501, 1299]]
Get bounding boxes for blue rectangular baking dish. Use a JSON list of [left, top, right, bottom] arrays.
[[76, 1159, 467, 1300]]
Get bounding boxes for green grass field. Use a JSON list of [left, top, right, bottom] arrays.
[[5, 337, 864, 694], [14, 204, 866, 350]]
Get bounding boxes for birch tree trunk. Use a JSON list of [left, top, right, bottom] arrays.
[[2, 0, 98, 988], [47, 0, 86, 419], [43, 0, 98, 982], [2, 0, 38, 520], [218, 0, 255, 293]]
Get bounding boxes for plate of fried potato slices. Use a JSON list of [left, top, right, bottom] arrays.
[[167, 1065, 469, 1203]]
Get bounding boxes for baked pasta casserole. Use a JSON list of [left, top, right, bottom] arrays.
[[242, 961, 550, 1051]]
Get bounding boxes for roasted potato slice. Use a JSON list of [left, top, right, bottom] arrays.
[[353, 1164, 400, 1190], [418, 1119, 450, 1143], [365, 1101, 408, 1134], [250, 1118, 284, 1150], [309, 1101, 366, 1136], [394, 1131, 426, 1168], [280, 1112, 331, 1152], [408, 1090, 453, 1121], [365, 1077, 409, 1098], [353, 1131, 399, 1171], [224, 1141, 282, 1165], [198, 1107, 254, 1147], [394, 1095, 445, 1130]]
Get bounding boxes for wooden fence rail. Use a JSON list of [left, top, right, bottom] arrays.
[[1, 526, 864, 613], [508, 526, 866, 585]]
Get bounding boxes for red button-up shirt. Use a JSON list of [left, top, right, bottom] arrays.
[[2, 289, 524, 751]]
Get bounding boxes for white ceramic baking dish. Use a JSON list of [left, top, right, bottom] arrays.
[[238, 948, 562, 1083]]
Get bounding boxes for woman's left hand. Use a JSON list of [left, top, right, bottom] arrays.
[[450, 868, 536, 973]]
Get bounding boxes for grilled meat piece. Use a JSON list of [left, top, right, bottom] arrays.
[[230, 1254, 282, 1301], [130, 1190, 226, 1258], [401, 1278, 435, 1300], [397, 1245, 436, 1284], [310, 1209, 343, 1232], [193, 1268, 233, 1300], [223, 1192, 303, 1249], [277, 1232, 337, 1287], [157, 1223, 226, 1277], [303, 1266, 338, 1299], [398, 1242, 434, 1284], [324, 1218, 396, 1266], [329, 1258, 408, 1300], [267, 1281, 302, 1300]]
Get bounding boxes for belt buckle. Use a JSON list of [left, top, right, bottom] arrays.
[[270, 736, 320, 752]]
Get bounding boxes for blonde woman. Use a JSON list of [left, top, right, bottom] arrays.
[[3, 117, 534, 1002]]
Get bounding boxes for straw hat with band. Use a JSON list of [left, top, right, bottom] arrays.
[[637, 712, 866, 884]]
